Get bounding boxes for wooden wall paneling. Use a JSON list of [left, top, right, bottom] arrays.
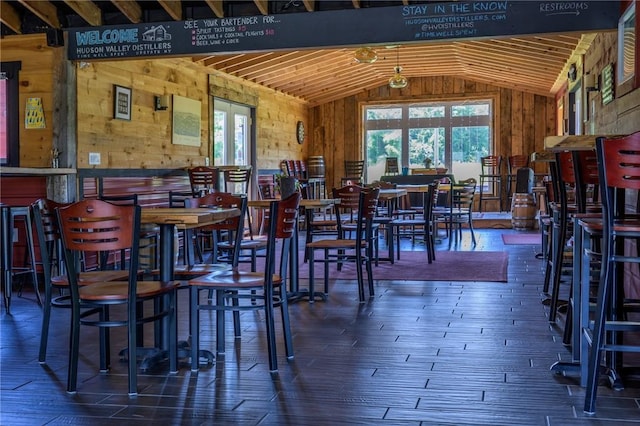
[[511, 90, 524, 158], [1, 34, 56, 168]]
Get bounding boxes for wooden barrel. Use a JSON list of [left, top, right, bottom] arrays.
[[307, 156, 326, 178], [511, 193, 537, 230]]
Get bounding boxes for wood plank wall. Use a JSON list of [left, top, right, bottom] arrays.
[[308, 76, 557, 208], [0, 35, 60, 168]]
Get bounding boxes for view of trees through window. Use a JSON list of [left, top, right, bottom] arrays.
[[364, 100, 492, 183]]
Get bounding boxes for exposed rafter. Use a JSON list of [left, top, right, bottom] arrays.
[[17, 0, 61, 28], [0, 1, 22, 34], [64, 0, 102, 27], [110, 0, 143, 23]]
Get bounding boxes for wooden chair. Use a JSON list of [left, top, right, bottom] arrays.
[[257, 175, 278, 235], [31, 199, 129, 364], [384, 157, 399, 175], [306, 187, 379, 303], [188, 166, 219, 196], [478, 155, 503, 212], [341, 160, 365, 186], [188, 192, 301, 372], [584, 132, 640, 414], [56, 199, 179, 395], [506, 154, 530, 206], [223, 167, 254, 238]]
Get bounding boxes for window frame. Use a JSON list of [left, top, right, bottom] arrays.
[[363, 98, 495, 183]]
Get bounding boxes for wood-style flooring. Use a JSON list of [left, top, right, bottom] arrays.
[[2, 229, 640, 425]]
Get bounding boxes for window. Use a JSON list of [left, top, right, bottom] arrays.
[[618, 3, 636, 85], [1, 62, 21, 167], [364, 99, 493, 183]]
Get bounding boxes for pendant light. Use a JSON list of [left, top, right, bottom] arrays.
[[354, 47, 378, 63], [388, 46, 408, 89]]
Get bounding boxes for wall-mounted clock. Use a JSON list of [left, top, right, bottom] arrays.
[[296, 120, 305, 144]]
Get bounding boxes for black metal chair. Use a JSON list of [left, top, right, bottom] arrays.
[[188, 192, 301, 372], [478, 155, 503, 212], [56, 199, 179, 395], [306, 187, 379, 303], [583, 132, 640, 415]]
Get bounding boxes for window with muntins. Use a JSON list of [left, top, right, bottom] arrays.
[[364, 99, 493, 183]]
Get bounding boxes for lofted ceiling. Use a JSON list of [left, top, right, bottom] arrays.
[[1, 0, 600, 106]]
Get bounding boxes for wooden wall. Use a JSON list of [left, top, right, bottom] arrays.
[[308, 76, 556, 203], [76, 59, 308, 171], [0, 34, 61, 168]]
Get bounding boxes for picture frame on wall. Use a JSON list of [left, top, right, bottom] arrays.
[[114, 85, 132, 120]]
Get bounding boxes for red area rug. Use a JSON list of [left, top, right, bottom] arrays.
[[501, 233, 542, 245], [241, 250, 508, 283]]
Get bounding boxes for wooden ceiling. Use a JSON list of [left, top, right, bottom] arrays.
[[1, 0, 599, 106]]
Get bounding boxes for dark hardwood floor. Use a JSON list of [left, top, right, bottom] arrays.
[[2, 228, 640, 425]]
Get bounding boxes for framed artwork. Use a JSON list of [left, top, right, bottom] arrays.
[[172, 95, 201, 146], [114, 85, 132, 120]]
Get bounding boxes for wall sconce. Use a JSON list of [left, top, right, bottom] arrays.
[[155, 95, 170, 111], [584, 73, 600, 92]]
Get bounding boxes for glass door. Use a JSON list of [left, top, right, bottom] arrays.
[[213, 98, 252, 167]]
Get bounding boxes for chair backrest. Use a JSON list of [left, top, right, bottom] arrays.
[[333, 184, 363, 224], [572, 150, 600, 213], [188, 166, 219, 196], [422, 181, 440, 225], [453, 178, 477, 211], [31, 198, 68, 280], [168, 190, 193, 208], [508, 155, 529, 174], [264, 192, 301, 279], [385, 157, 399, 175], [344, 160, 365, 178], [56, 200, 140, 296], [223, 167, 252, 194], [596, 132, 640, 223], [257, 174, 278, 199], [98, 194, 138, 205], [481, 155, 502, 175]]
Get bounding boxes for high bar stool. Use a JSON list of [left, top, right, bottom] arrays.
[[583, 132, 640, 415], [478, 155, 504, 212], [1, 204, 41, 313]]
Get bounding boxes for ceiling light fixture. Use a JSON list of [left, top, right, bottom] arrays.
[[388, 46, 408, 89], [354, 47, 378, 63]]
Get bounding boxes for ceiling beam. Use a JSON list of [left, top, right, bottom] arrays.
[[110, 0, 142, 23], [64, 1, 102, 27], [253, 0, 268, 15], [17, 0, 60, 28], [204, 0, 224, 18], [0, 1, 22, 34], [158, 0, 182, 21]]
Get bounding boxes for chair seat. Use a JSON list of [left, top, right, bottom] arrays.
[[190, 270, 283, 289], [51, 270, 130, 286], [169, 263, 231, 280], [79, 280, 178, 301], [306, 239, 366, 250], [580, 217, 640, 234], [218, 239, 268, 250]]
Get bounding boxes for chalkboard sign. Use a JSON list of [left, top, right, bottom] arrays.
[[67, 1, 619, 61]]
